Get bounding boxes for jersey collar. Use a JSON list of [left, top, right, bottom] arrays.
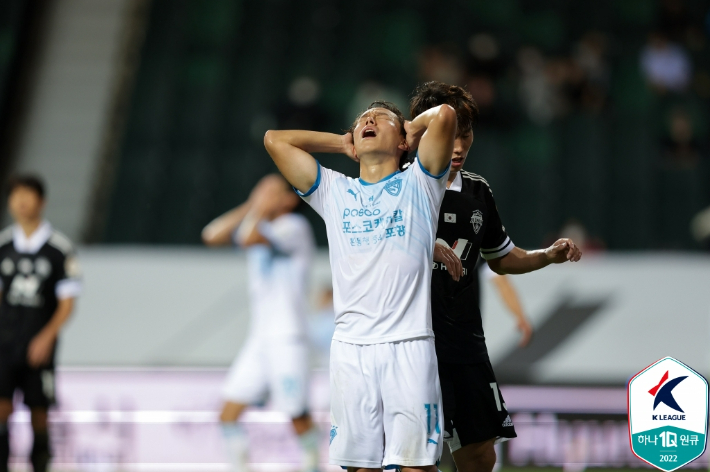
[[13, 220, 52, 254], [358, 170, 400, 186], [447, 171, 462, 192]]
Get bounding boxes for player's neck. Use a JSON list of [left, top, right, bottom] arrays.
[[16, 217, 42, 238], [446, 170, 459, 188], [358, 155, 399, 184]]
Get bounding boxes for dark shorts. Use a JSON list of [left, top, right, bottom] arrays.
[[438, 359, 516, 452], [0, 358, 55, 408]]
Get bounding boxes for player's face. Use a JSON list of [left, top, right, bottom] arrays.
[[8, 186, 44, 223], [451, 130, 474, 173], [352, 108, 407, 160]]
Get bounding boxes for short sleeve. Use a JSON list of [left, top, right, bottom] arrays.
[[409, 153, 451, 217], [257, 214, 315, 255], [55, 251, 82, 299], [479, 184, 515, 260], [296, 162, 343, 219]]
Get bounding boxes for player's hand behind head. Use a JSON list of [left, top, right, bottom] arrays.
[[433, 242, 463, 282], [544, 238, 582, 264], [342, 133, 359, 162]]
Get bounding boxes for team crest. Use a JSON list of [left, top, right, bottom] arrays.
[[471, 210, 483, 234], [384, 179, 402, 196]]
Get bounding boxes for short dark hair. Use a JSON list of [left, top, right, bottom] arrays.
[[348, 100, 406, 136], [6, 174, 46, 199], [409, 81, 479, 136]]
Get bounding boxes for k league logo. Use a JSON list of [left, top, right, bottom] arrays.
[[628, 357, 708, 471]]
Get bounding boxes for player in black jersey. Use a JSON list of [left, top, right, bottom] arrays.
[[0, 176, 81, 472], [408, 82, 582, 472]]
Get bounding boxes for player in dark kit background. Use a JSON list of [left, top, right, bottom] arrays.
[[0, 175, 81, 472], [408, 82, 582, 472]]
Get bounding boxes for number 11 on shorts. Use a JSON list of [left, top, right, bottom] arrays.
[[425, 403, 440, 435]]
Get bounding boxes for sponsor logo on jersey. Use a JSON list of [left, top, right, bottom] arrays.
[[0, 257, 13, 276], [502, 415, 514, 427], [35, 257, 52, 277], [18, 258, 33, 274], [471, 210, 483, 234], [628, 356, 708, 471], [384, 179, 402, 196], [347, 189, 358, 200], [444, 213, 456, 223]]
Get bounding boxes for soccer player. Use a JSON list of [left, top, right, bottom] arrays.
[[0, 175, 82, 472], [409, 81, 582, 472], [264, 101, 457, 471], [201, 174, 319, 472]]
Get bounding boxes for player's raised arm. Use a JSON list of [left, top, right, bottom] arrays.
[[405, 104, 457, 176], [263, 130, 354, 193]]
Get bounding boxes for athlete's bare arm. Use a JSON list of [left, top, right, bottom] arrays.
[[491, 275, 533, 346], [487, 238, 582, 275], [405, 104, 457, 176], [203, 175, 295, 247], [202, 202, 253, 246], [264, 130, 354, 193], [27, 297, 74, 368]]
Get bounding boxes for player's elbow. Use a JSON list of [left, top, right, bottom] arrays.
[[437, 104, 457, 130], [201, 228, 220, 246], [263, 130, 280, 152], [487, 258, 507, 275]]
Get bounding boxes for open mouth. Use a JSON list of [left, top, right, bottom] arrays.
[[452, 157, 464, 166], [362, 127, 377, 139]]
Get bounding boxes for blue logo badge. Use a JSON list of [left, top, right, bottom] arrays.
[[384, 179, 402, 196], [330, 425, 338, 444], [347, 189, 358, 200]]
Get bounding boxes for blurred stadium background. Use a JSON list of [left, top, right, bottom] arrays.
[[1, 0, 710, 470]]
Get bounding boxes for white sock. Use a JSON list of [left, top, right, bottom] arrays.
[[222, 423, 249, 472], [297, 426, 320, 472]]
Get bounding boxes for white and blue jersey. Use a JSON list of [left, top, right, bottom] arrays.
[[299, 156, 450, 344], [234, 213, 314, 340]]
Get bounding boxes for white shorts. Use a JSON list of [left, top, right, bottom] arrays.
[[222, 336, 309, 418], [329, 337, 443, 468]]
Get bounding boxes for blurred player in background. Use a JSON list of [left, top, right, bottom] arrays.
[[0, 175, 82, 472], [476, 257, 532, 347], [409, 82, 581, 472], [265, 101, 456, 471], [202, 174, 319, 472]]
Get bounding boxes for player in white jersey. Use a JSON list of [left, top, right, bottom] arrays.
[[264, 100, 457, 471], [202, 174, 319, 472]]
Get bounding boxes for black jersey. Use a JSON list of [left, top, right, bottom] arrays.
[[0, 223, 81, 364], [431, 171, 513, 363]]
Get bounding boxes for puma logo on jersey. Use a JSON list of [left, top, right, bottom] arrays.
[[444, 213, 456, 223], [347, 189, 358, 200]]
